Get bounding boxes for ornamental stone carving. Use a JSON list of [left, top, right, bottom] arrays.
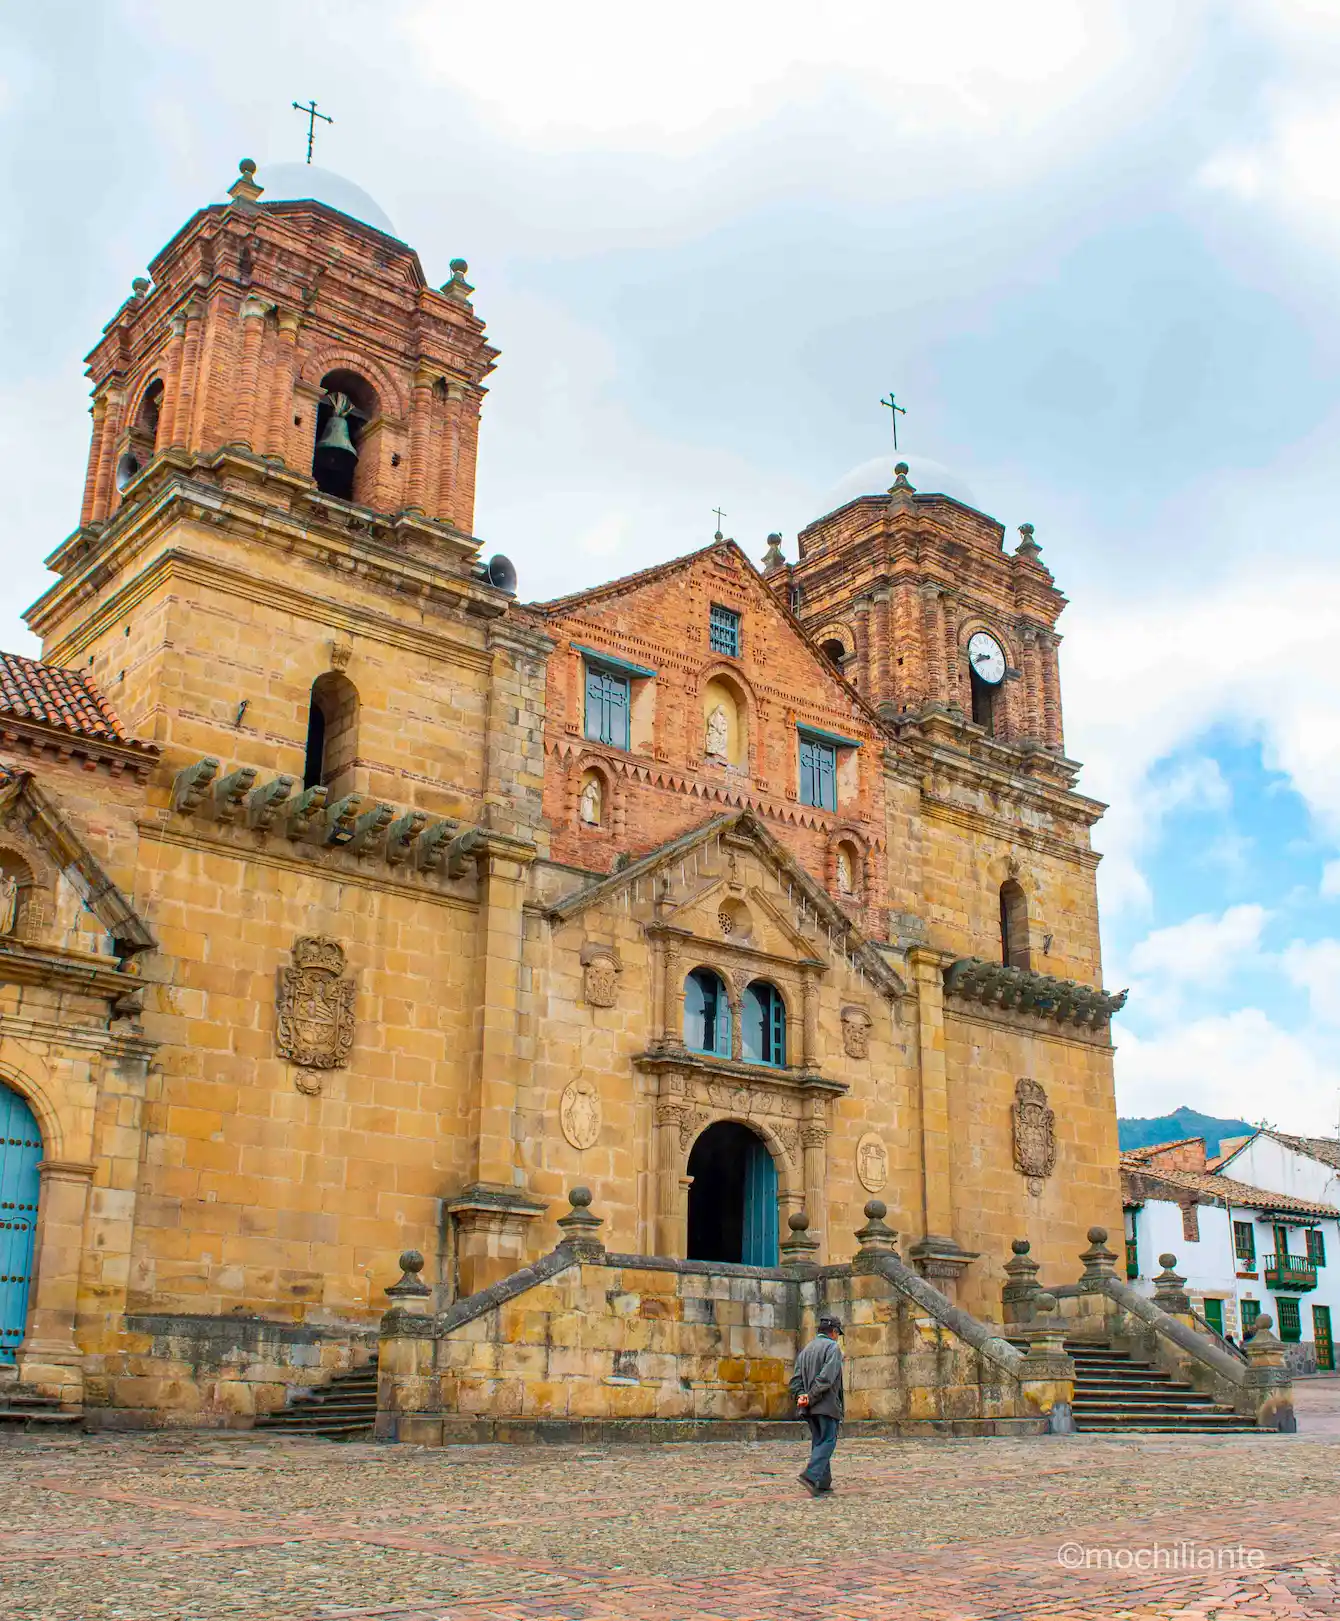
[[856, 1131, 889, 1192], [580, 942, 621, 1008], [560, 1075, 602, 1150], [277, 936, 355, 1071], [1012, 1077, 1056, 1182], [841, 1005, 871, 1059]]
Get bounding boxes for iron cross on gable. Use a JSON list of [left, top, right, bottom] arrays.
[[880, 390, 906, 452], [712, 506, 727, 538], [292, 99, 333, 165]]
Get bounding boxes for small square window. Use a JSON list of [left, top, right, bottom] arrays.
[[709, 605, 741, 658]]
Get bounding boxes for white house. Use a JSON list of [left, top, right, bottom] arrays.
[[1121, 1135, 1340, 1374]]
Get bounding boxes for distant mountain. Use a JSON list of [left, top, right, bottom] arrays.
[[1118, 1105, 1255, 1158]]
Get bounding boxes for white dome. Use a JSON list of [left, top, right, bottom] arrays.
[[233, 163, 399, 238], [820, 453, 979, 514]]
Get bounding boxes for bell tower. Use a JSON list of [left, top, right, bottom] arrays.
[[769, 461, 1070, 768], [25, 160, 529, 823]]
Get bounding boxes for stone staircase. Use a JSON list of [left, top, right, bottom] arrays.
[[0, 1366, 82, 1432], [1068, 1341, 1259, 1434], [253, 1363, 377, 1441]]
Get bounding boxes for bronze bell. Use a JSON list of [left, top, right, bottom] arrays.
[[316, 391, 358, 461]]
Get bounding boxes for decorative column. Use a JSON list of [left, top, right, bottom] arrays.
[[851, 595, 871, 694], [918, 584, 943, 707], [1040, 633, 1063, 751], [905, 948, 976, 1294], [89, 387, 125, 523], [654, 1097, 688, 1256], [16, 1160, 95, 1405], [450, 832, 544, 1296], [660, 933, 685, 1044], [801, 1117, 827, 1257], [158, 310, 188, 447], [800, 967, 821, 1068], [872, 586, 892, 706], [80, 393, 110, 526], [405, 366, 436, 512], [454, 393, 481, 534], [235, 296, 271, 450], [172, 298, 205, 454], [267, 310, 302, 464], [437, 382, 467, 527]]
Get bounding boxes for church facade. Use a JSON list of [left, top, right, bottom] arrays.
[[0, 161, 1125, 1425]]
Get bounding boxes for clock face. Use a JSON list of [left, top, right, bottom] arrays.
[[968, 631, 1006, 686]]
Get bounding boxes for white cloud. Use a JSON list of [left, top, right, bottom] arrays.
[[1322, 861, 1340, 899], [1282, 939, 1340, 1027], [1115, 1007, 1340, 1135], [1129, 903, 1270, 985]]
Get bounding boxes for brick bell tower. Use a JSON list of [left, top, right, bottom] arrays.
[[767, 460, 1070, 775], [25, 158, 526, 822]]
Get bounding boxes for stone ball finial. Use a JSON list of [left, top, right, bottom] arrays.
[[450, 257, 469, 274], [132, 276, 150, 297], [398, 1249, 425, 1276], [569, 1186, 593, 1209], [1158, 1252, 1178, 1270], [767, 531, 783, 544], [1253, 1313, 1273, 1335], [894, 461, 909, 477], [239, 158, 257, 177], [1087, 1226, 1108, 1245], [863, 1199, 887, 1221], [1012, 1238, 1031, 1255], [1034, 1291, 1057, 1315], [788, 1210, 810, 1233]]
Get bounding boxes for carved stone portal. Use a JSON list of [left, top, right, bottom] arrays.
[[277, 936, 356, 1071], [856, 1131, 889, 1192], [560, 1075, 602, 1150], [1013, 1077, 1056, 1182]]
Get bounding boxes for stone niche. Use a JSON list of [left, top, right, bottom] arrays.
[[700, 676, 747, 769]]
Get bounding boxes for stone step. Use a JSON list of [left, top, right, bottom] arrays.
[[1074, 1391, 1217, 1407], [254, 1366, 377, 1438]]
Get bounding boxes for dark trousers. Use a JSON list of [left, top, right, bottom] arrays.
[[801, 1413, 840, 1490]]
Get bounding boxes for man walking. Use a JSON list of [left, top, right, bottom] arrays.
[[790, 1314, 843, 1496]]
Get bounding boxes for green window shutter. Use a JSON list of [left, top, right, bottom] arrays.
[[1276, 1297, 1302, 1342], [1307, 1229, 1326, 1267], [1241, 1299, 1261, 1332], [584, 667, 630, 748]]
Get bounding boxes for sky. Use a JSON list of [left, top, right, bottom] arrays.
[[3, 0, 1340, 1131]]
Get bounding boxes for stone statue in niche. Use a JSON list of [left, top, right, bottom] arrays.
[[276, 936, 356, 1072], [856, 1131, 889, 1192], [841, 1005, 871, 1059], [836, 846, 855, 894], [578, 776, 602, 825], [0, 871, 20, 936], [1013, 1077, 1056, 1184], [704, 704, 729, 759], [560, 1075, 602, 1150], [580, 942, 620, 1008]]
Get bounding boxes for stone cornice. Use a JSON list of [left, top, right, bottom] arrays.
[[944, 956, 1127, 1032], [0, 714, 158, 780], [632, 1044, 848, 1097]]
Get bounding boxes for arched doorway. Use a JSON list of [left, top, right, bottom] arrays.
[[0, 1084, 42, 1363], [686, 1121, 779, 1267]]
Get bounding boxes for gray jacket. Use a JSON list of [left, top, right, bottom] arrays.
[[789, 1333, 844, 1419]]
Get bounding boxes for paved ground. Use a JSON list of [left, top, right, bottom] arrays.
[[2, 1382, 1339, 1620]]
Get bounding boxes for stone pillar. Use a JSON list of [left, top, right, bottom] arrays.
[[872, 586, 892, 705], [453, 834, 543, 1296], [800, 967, 820, 1068], [89, 388, 125, 523], [654, 1095, 688, 1257], [852, 595, 871, 694], [454, 394, 482, 535], [375, 1250, 441, 1446], [159, 310, 188, 447], [918, 585, 943, 707], [1014, 1292, 1076, 1432], [437, 382, 467, 527], [1001, 1237, 1042, 1325], [1040, 633, 1063, 751], [16, 1160, 94, 1405], [405, 366, 436, 511], [1152, 1253, 1192, 1318], [801, 1117, 827, 1259], [1243, 1315, 1297, 1432], [235, 296, 271, 450], [80, 393, 110, 526], [267, 310, 302, 464], [660, 934, 685, 1043], [851, 1199, 899, 1269]]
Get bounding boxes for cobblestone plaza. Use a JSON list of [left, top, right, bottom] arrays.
[[1, 1383, 1336, 1620]]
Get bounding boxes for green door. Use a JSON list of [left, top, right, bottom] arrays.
[[1313, 1305, 1334, 1372], [1203, 1297, 1224, 1337]]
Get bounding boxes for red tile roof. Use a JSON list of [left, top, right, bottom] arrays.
[[0, 651, 131, 743], [1119, 1154, 1340, 1219]]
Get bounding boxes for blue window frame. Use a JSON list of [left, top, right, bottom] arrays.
[[798, 734, 837, 812], [584, 666, 630, 749], [709, 605, 741, 658], [684, 968, 731, 1056], [742, 981, 786, 1067]]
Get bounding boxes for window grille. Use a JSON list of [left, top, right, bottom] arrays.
[[709, 605, 741, 658]]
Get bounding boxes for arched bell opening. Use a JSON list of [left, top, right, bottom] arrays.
[[0, 1081, 42, 1364], [115, 378, 166, 494], [312, 369, 378, 502], [303, 671, 360, 798], [999, 878, 1031, 970], [820, 638, 847, 672], [686, 1120, 779, 1267]]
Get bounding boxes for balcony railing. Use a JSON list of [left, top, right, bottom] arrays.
[[1263, 1253, 1318, 1291], [1125, 1238, 1139, 1280]]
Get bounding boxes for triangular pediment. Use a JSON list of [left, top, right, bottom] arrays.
[[0, 767, 153, 955], [549, 810, 904, 996]]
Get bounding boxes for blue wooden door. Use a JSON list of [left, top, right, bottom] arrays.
[[0, 1086, 42, 1364], [741, 1133, 778, 1267]]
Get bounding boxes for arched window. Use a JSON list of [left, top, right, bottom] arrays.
[[1000, 879, 1030, 969], [115, 379, 166, 493], [742, 980, 786, 1067], [312, 370, 378, 502], [303, 672, 359, 798], [684, 968, 730, 1057]]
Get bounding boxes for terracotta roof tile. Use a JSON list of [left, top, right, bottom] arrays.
[[1119, 1154, 1339, 1219], [0, 651, 131, 743], [1121, 1136, 1205, 1161], [1263, 1131, 1340, 1171]]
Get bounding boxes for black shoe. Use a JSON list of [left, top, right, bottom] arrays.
[[798, 1474, 820, 1497]]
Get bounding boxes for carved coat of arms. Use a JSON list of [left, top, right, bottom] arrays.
[[1012, 1077, 1056, 1181], [277, 937, 356, 1070]]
